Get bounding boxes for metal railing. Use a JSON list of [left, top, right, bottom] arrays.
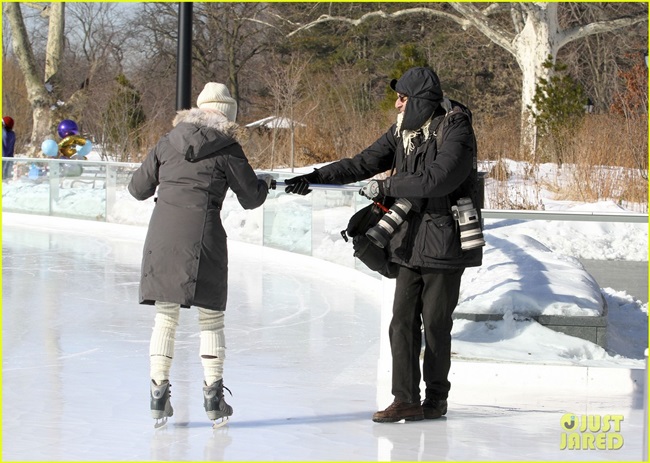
[[2, 158, 648, 271], [482, 208, 647, 223]]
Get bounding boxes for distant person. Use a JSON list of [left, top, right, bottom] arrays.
[[128, 82, 274, 428], [284, 67, 483, 423], [3, 116, 16, 180]]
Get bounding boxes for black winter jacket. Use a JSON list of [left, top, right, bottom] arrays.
[[316, 102, 482, 270]]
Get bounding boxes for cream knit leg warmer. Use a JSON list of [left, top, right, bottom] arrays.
[[149, 301, 180, 384], [198, 307, 226, 386]]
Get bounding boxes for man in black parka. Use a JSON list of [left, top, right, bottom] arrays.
[[285, 67, 482, 423]]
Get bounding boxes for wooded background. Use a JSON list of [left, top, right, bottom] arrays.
[[2, 2, 648, 207]]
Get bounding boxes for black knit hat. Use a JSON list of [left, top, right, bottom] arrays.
[[391, 67, 443, 130]]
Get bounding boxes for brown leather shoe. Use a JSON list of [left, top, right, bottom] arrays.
[[372, 400, 424, 423], [422, 398, 447, 419]]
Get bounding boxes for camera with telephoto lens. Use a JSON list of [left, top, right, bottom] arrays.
[[451, 197, 485, 250], [366, 198, 413, 249]]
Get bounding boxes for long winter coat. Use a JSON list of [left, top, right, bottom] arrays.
[[316, 93, 482, 270], [128, 109, 269, 311]]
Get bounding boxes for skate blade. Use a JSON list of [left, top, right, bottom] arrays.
[[154, 417, 169, 429], [212, 417, 229, 429]]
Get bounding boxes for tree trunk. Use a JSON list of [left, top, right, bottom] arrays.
[[512, 4, 558, 158], [4, 2, 65, 155], [45, 3, 65, 85]]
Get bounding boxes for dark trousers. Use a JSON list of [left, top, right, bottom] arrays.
[[389, 265, 464, 403]]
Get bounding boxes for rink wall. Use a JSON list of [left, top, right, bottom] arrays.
[[449, 359, 646, 396], [375, 359, 646, 410], [376, 274, 646, 402]]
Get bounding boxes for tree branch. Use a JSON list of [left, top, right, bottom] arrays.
[[558, 14, 648, 49], [287, 7, 470, 37], [510, 6, 526, 34], [243, 17, 283, 32], [448, 3, 516, 55]]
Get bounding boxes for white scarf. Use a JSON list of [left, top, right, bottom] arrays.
[[394, 97, 452, 154], [395, 112, 433, 155]]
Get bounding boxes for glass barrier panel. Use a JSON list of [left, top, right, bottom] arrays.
[[105, 164, 150, 225], [311, 187, 357, 267], [222, 189, 264, 246], [2, 159, 51, 215], [262, 175, 312, 255], [50, 161, 106, 220]]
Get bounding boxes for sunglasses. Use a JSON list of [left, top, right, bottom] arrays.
[[397, 94, 408, 102]]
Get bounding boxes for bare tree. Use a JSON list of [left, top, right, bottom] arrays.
[[66, 3, 140, 151], [264, 55, 311, 171], [560, 3, 645, 113], [196, 3, 277, 105], [3, 2, 136, 155], [135, 2, 279, 116], [4, 2, 64, 154], [288, 2, 647, 156]]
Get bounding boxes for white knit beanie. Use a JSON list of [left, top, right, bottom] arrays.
[[196, 82, 238, 122]]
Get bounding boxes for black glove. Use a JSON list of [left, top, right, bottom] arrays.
[[284, 170, 323, 195], [257, 174, 275, 190]]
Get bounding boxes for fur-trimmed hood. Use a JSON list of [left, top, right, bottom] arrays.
[[169, 108, 248, 162]]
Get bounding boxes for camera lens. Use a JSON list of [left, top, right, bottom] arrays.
[[365, 199, 412, 249], [452, 197, 485, 250], [366, 226, 391, 248]]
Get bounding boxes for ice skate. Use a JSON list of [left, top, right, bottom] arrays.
[[150, 380, 173, 428], [203, 379, 233, 429]]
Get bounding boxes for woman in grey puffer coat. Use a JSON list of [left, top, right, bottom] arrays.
[[129, 82, 272, 428]]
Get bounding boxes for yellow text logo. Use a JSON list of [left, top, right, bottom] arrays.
[[560, 413, 624, 450]]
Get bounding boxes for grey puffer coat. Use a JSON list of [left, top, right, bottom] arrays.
[[128, 109, 269, 311]]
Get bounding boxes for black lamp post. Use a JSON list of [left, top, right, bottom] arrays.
[[176, 3, 193, 111]]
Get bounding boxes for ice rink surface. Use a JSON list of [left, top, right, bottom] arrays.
[[2, 214, 646, 461]]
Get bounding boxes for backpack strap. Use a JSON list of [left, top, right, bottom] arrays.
[[432, 98, 481, 212], [434, 97, 468, 144]]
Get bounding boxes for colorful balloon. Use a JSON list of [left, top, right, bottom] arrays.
[[28, 164, 41, 179], [75, 139, 92, 157], [41, 139, 59, 157], [58, 135, 86, 158], [57, 119, 79, 138]]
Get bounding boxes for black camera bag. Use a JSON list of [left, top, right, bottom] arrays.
[[342, 202, 399, 279]]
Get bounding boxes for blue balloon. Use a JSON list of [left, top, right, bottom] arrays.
[[28, 164, 40, 179], [75, 139, 92, 157], [41, 139, 59, 157]]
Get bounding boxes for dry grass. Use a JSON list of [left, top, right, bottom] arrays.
[[543, 114, 647, 207], [473, 112, 523, 162], [248, 72, 391, 170], [267, 106, 647, 210], [475, 112, 647, 210]]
